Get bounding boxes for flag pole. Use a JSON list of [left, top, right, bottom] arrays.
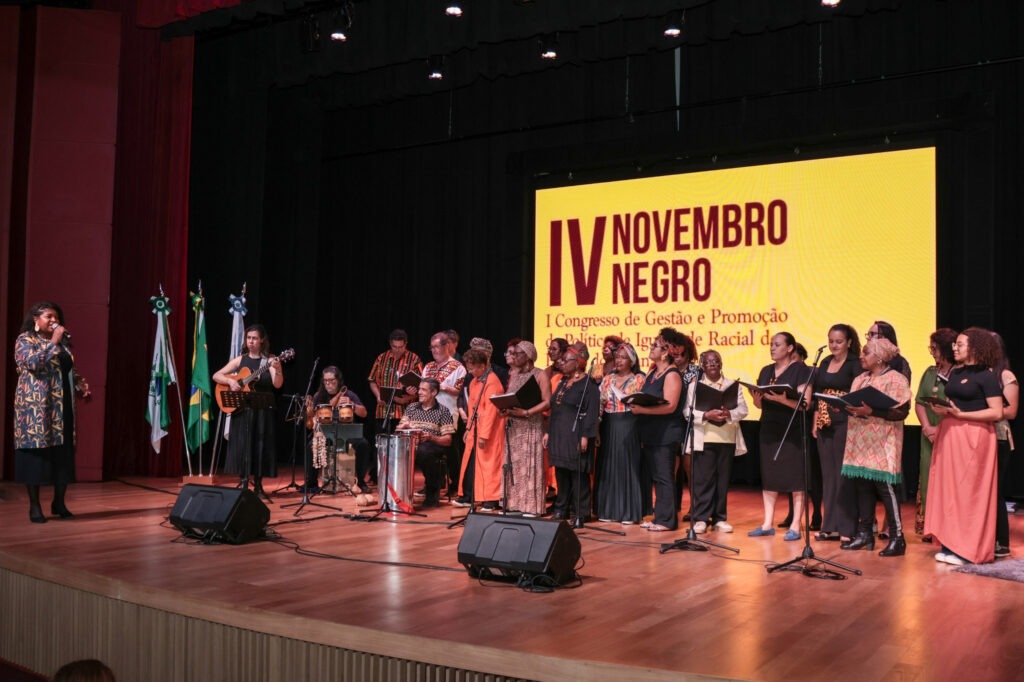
[[163, 283, 193, 477]]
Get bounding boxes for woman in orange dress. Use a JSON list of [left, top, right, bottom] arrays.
[[458, 348, 507, 510]]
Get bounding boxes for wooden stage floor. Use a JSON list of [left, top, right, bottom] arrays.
[[1, 477, 1023, 682]]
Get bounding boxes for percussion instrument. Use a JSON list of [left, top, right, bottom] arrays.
[[337, 402, 355, 423], [375, 433, 417, 512], [315, 404, 335, 424]]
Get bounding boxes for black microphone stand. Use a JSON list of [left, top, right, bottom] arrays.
[[767, 346, 860, 578], [661, 368, 740, 555], [275, 357, 319, 495], [449, 372, 488, 529], [572, 359, 624, 536]]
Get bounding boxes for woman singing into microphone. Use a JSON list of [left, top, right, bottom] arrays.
[[13, 301, 91, 523]]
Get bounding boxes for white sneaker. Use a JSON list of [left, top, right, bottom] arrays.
[[714, 521, 734, 533], [940, 553, 967, 566], [693, 521, 707, 534], [934, 552, 949, 563]]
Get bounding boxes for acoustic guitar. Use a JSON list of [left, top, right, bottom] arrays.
[[215, 349, 295, 412]]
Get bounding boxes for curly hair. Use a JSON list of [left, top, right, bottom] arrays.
[[961, 327, 1000, 369], [930, 328, 958, 366]]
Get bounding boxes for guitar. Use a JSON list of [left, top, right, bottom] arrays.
[[215, 349, 295, 412]]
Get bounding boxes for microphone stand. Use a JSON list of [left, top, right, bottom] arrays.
[[661, 368, 740, 555], [767, 346, 859, 578], [449, 371, 489, 529], [275, 357, 319, 495], [572, 359, 624, 536], [283, 360, 344, 515]]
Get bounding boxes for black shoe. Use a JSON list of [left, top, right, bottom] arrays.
[[995, 543, 1011, 558], [421, 497, 441, 508], [879, 535, 906, 557], [51, 502, 73, 519], [840, 532, 875, 551], [29, 506, 47, 524], [550, 511, 567, 520], [778, 517, 793, 528], [481, 501, 499, 512]]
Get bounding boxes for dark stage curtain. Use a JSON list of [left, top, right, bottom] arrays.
[[187, 1, 1024, 486], [104, 2, 194, 476]]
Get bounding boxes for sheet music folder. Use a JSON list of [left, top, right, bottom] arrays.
[[814, 386, 898, 411], [738, 381, 799, 399], [695, 381, 740, 412], [489, 375, 542, 410]]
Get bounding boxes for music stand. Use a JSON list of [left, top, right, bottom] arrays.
[[219, 390, 275, 502], [318, 423, 364, 495]]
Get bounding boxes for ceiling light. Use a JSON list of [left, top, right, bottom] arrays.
[[821, 0, 841, 6], [663, 11, 684, 38], [428, 55, 445, 80], [445, 2, 463, 17], [329, 3, 352, 42], [540, 33, 558, 60]]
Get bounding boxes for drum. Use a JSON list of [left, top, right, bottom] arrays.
[[337, 402, 355, 424], [396, 428, 422, 450], [315, 404, 335, 424], [375, 433, 416, 511]]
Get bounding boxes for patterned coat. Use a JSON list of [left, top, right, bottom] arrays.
[[13, 332, 79, 449]]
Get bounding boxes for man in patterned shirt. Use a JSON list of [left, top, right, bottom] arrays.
[[367, 329, 423, 433], [397, 378, 455, 507], [422, 331, 466, 495]]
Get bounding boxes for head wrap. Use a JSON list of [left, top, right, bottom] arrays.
[[620, 342, 639, 370], [469, 337, 494, 357], [515, 339, 538, 363]]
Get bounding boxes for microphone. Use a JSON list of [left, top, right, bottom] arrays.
[[817, 344, 827, 353]]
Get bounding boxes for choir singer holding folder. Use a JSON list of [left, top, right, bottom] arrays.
[[685, 350, 748, 534]]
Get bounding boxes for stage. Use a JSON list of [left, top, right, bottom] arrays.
[[1, 477, 1022, 682]]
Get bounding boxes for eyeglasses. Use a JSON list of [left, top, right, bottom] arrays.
[[701, 359, 722, 368], [953, 342, 968, 349], [928, 345, 939, 352], [865, 331, 880, 339], [429, 343, 446, 350], [651, 342, 668, 350]]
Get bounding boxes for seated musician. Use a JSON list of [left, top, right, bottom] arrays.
[[302, 367, 369, 493], [396, 378, 455, 507]]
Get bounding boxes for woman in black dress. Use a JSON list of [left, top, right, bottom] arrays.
[[13, 301, 91, 523], [543, 347, 599, 521], [746, 332, 811, 541], [595, 342, 645, 524], [632, 332, 685, 532], [213, 324, 284, 499], [811, 323, 861, 541]]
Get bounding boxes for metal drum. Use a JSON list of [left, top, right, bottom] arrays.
[[375, 433, 416, 511]]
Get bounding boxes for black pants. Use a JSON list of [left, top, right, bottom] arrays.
[[645, 441, 679, 529], [996, 438, 1011, 547], [553, 466, 591, 519], [691, 442, 735, 524], [414, 440, 447, 500], [852, 477, 902, 537]]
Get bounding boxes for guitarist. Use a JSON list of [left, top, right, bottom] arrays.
[[213, 324, 285, 500]]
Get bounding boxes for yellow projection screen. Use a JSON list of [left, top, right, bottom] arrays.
[[534, 147, 936, 421]]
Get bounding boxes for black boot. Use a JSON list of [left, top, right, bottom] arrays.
[[879, 534, 906, 557], [51, 483, 73, 519], [840, 531, 875, 551], [26, 485, 46, 523]]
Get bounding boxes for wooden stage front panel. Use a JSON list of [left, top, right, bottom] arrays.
[[1, 478, 1022, 682]]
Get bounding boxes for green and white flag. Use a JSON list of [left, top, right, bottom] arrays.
[[186, 291, 211, 452], [146, 294, 178, 453]]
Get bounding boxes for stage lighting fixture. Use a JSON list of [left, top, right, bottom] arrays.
[[329, 3, 352, 42], [446, 1, 463, 17], [663, 11, 684, 38], [540, 33, 558, 60], [821, 0, 841, 6], [428, 56, 446, 80]]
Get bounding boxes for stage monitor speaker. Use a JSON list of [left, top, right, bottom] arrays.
[[456, 514, 581, 585], [170, 484, 270, 544]]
